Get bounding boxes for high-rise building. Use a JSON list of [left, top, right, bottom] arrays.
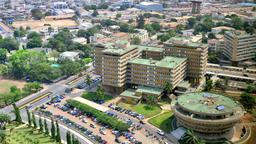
[[163, 37, 208, 84], [128, 56, 187, 88], [98, 41, 140, 94], [223, 30, 256, 65]]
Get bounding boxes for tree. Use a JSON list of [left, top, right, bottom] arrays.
[[202, 34, 208, 44], [26, 108, 31, 127], [208, 33, 216, 39], [151, 22, 161, 32], [72, 135, 75, 144], [187, 18, 197, 29], [44, 119, 49, 135], [0, 64, 8, 76], [146, 95, 157, 106], [50, 117, 55, 139], [180, 129, 204, 144], [23, 82, 42, 94], [252, 7, 256, 11], [95, 86, 105, 101], [55, 120, 61, 142], [9, 50, 47, 79], [31, 8, 44, 20], [231, 17, 243, 30], [27, 32, 42, 48], [163, 82, 172, 97], [92, 10, 99, 17], [13, 103, 22, 123], [60, 59, 83, 76], [0, 113, 10, 129], [32, 113, 37, 128], [204, 79, 213, 92], [245, 84, 256, 93], [0, 48, 7, 63], [39, 116, 43, 132], [116, 13, 121, 19], [0, 38, 19, 52], [131, 37, 141, 45], [240, 92, 256, 110], [137, 15, 145, 29], [86, 74, 92, 87], [66, 131, 72, 144]]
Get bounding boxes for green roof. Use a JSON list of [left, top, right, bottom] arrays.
[[103, 46, 136, 55], [129, 56, 186, 69], [131, 45, 164, 52], [164, 37, 206, 48], [120, 89, 141, 99], [136, 86, 163, 95], [177, 92, 242, 115]]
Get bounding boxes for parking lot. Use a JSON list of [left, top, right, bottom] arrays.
[[39, 93, 163, 144]]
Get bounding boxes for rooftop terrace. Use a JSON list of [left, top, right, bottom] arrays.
[[131, 45, 164, 52], [177, 92, 242, 115], [129, 56, 186, 69], [164, 36, 207, 48]]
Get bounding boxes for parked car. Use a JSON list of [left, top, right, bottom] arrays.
[[90, 123, 96, 128], [157, 129, 165, 136]]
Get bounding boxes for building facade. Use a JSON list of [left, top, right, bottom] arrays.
[[223, 30, 256, 65], [172, 92, 244, 141], [163, 37, 208, 84], [128, 57, 187, 88]]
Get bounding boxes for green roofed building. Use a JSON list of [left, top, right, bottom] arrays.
[[172, 92, 244, 141], [163, 36, 208, 84], [93, 41, 188, 95], [128, 56, 187, 88]]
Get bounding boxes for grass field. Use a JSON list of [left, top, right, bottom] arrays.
[[148, 111, 174, 133], [0, 79, 26, 94], [5, 124, 57, 144], [82, 92, 113, 101], [117, 101, 162, 118]]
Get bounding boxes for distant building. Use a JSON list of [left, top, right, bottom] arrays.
[[223, 30, 256, 65], [59, 51, 80, 61], [0, 22, 13, 38], [129, 29, 149, 43], [72, 37, 87, 45], [135, 2, 163, 12]]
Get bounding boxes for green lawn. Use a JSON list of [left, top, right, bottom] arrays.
[[82, 92, 113, 101], [117, 101, 162, 118], [5, 124, 57, 144], [148, 111, 174, 133]]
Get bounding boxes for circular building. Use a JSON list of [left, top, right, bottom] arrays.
[[172, 92, 244, 139]]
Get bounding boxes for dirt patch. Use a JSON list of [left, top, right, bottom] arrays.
[[12, 19, 78, 31], [0, 79, 26, 94]]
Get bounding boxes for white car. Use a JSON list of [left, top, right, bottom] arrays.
[[82, 118, 88, 123], [157, 129, 165, 136]]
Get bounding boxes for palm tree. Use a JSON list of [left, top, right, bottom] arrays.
[[85, 74, 92, 88], [180, 129, 205, 144], [163, 82, 173, 97]]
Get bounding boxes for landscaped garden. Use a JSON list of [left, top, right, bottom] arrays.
[[148, 111, 174, 133], [0, 81, 42, 107], [117, 101, 162, 118], [4, 123, 57, 144], [81, 91, 113, 102]]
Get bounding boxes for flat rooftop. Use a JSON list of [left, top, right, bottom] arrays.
[[164, 36, 207, 48], [120, 86, 163, 99], [129, 56, 186, 69], [131, 45, 164, 52], [177, 92, 241, 115], [102, 46, 136, 55]]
